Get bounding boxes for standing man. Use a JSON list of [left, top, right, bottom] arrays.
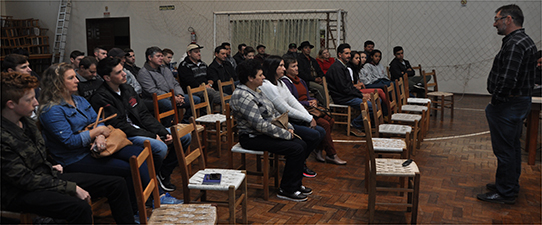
[[124, 48, 141, 76], [296, 41, 326, 105], [93, 46, 108, 61], [233, 43, 246, 65], [477, 4, 537, 204]]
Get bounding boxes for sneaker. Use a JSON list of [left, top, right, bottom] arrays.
[[158, 172, 176, 192], [160, 193, 184, 204], [414, 83, 424, 89], [303, 165, 317, 178], [277, 189, 308, 202], [476, 191, 515, 204], [299, 185, 312, 195]]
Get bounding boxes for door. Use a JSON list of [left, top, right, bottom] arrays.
[[86, 17, 130, 54]]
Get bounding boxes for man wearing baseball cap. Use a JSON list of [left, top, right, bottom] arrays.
[[283, 43, 299, 58], [254, 44, 270, 64]]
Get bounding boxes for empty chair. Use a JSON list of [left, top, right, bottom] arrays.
[[423, 69, 454, 121]]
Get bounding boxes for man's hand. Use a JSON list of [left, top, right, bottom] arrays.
[[75, 186, 91, 204], [52, 164, 63, 174], [175, 95, 185, 105], [156, 134, 163, 142], [163, 134, 173, 145]]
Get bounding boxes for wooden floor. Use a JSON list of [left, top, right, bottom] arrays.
[[97, 94, 542, 224]]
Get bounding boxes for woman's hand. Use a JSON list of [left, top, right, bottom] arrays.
[[92, 135, 107, 152], [308, 99, 318, 107], [310, 118, 317, 128], [52, 164, 63, 173], [75, 185, 91, 204]]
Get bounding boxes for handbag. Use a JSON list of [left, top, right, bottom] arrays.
[[271, 112, 302, 140], [80, 107, 133, 158], [305, 105, 331, 118]]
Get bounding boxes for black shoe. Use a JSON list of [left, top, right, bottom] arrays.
[[476, 191, 515, 204], [158, 172, 176, 192], [486, 183, 518, 197], [414, 83, 424, 89], [303, 166, 317, 178], [277, 189, 308, 202], [299, 185, 312, 195]]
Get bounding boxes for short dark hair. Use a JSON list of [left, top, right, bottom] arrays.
[[244, 46, 255, 56], [364, 40, 375, 48], [371, 49, 382, 57], [1, 71, 39, 109], [221, 42, 231, 48], [12, 48, 29, 57], [337, 43, 351, 56], [393, 46, 403, 55], [94, 46, 106, 53], [70, 50, 85, 59], [262, 55, 283, 86], [123, 48, 134, 55], [236, 59, 262, 84], [238, 43, 246, 51], [79, 56, 98, 70], [215, 45, 227, 54], [145, 46, 162, 62], [2, 54, 28, 72], [97, 57, 122, 78], [283, 56, 297, 70], [496, 4, 524, 27], [162, 48, 174, 56]]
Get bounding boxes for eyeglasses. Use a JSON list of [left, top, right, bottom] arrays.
[[494, 16, 507, 22]]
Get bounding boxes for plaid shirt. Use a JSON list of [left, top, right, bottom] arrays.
[[487, 28, 537, 99], [230, 84, 293, 140]]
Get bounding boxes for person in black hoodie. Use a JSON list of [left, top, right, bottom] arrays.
[[91, 57, 191, 193]]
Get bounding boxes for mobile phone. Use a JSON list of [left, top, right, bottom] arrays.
[[202, 173, 221, 185]]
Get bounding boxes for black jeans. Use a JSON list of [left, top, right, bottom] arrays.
[[239, 134, 308, 193], [6, 173, 134, 224]]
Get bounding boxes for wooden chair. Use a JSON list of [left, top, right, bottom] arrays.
[[402, 73, 431, 105], [225, 103, 238, 169], [152, 89, 179, 125], [218, 78, 235, 114], [171, 118, 247, 224], [0, 211, 34, 224], [187, 84, 228, 159], [386, 83, 424, 150], [360, 100, 410, 192], [423, 70, 454, 121], [322, 77, 353, 136], [361, 110, 421, 225], [395, 77, 430, 139], [129, 140, 217, 224]]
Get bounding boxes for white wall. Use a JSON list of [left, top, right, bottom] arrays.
[[3, 0, 541, 95]]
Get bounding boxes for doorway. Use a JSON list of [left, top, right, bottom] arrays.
[[86, 17, 130, 54]]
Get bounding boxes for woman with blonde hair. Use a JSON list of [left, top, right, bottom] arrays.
[[316, 48, 335, 74]]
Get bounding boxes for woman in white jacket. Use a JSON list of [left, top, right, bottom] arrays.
[[259, 55, 324, 178]]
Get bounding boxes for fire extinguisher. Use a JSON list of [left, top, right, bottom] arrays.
[[188, 27, 197, 44]]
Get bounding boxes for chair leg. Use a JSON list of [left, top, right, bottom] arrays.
[[263, 152, 270, 201], [368, 174, 376, 223], [440, 96, 444, 122], [450, 95, 454, 119], [215, 122, 221, 158], [242, 171, 248, 224], [365, 162, 369, 193], [273, 155, 280, 188], [411, 173, 421, 225], [347, 107, 351, 136], [229, 186, 236, 224]]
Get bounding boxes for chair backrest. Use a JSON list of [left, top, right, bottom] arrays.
[[369, 90, 384, 137], [218, 78, 235, 114], [402, 73, 411, 97], [395, 77, 407, 110], [322, 76, 331, 108], [360, 109, 376, 177], [385, 66, 390, 79], [412, 64, 422, 77], [171, 117, 206, 202], [423, 69, 438, 96], [129, 140, 161, 224], [152, 89, 179, 125], [384, 83, 398, 114], [187, 84, 212, 118]]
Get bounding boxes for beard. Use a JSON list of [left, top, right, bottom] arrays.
[[497, 23, 507, 35]]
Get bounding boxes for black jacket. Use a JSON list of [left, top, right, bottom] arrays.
[[297, 54, 324, 83], [389, 58, 415, 81], [325, 60, 363, 104], [90, 83, 169, 139], [233, 52, 244, 65], [208, 59, 237, 91]]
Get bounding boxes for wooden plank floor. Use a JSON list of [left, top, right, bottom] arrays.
[[96, 94, 541, 224]]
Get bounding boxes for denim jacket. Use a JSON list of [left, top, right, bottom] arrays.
[[39, 95, 103, 166]]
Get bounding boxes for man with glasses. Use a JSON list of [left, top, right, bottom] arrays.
[[477, 4, 537, 204]]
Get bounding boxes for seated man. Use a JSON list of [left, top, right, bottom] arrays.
[[283, 43, 299, 59], [137, 46, 200, 124], [233, 43, 246, 65], [220, 42, 237, 70], [178, 43, 220, 109], [360, 50, 393, 89], [76, 56, 103, 100], [1, 71, 134, 224], [296, 41, 327, 105], [208, 45, 237, 94], [254, 44, 269, 64], [93, 46, 107, 62], [124, 48, 141, 77], [92, 57, 191, 192], [69, 50, 85, 69], [162, 48, 178, 78], [389, 46, 430, 93], [2, 53, 41, 103], [326, 43, 372, 137]]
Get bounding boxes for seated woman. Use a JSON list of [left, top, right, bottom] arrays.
[[259, 56, 324, 178], [316, 48, 335, 75], [360, 49, 393, 89], [349, 51, 389, 115], [38, 63, 181, 216], [281, 56, 346, 165], [230, 59, 311, 202]]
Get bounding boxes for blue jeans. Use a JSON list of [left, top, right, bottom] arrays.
[[485, 96, 531, 197], [365, 79, 393, 89], [292, 123, 324, 158], [128, 136, 168, 173], [344, 97, 373, 129]]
